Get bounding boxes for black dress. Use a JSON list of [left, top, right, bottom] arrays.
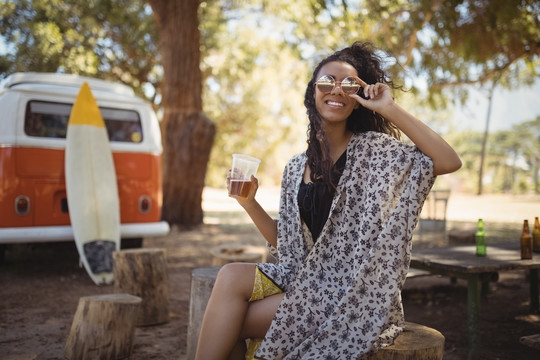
[[297, 151, 347, 241]]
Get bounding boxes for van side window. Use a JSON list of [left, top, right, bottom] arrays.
[[24, 101, 143, 143], [25, 101, 69, 138]]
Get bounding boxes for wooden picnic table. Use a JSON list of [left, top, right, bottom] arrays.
[[410, 242, 540, 360]]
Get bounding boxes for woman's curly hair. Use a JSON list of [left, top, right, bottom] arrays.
[[304, 41, 402, 189]]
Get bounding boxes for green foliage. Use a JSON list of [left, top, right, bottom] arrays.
[[200, 1, 309, 186], [0, 0, 159, 101], [445, 117, 540, 194]]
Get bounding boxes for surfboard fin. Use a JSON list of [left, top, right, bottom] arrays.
[[83, 240, 116, 274]]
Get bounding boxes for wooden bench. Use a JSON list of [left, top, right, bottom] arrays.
[[187, 267, 445, 360], [406, 268, 431, 279], [448, 228, 476, 245]]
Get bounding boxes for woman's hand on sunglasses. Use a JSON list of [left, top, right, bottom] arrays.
[[348, 79, 394, 113]]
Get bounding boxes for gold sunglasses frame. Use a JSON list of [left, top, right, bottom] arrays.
[[314, 75, 362, 95]]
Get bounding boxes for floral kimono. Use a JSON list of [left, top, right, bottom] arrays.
[[255, 131, 435, 359]]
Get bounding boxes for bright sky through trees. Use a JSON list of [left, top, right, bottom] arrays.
[[454, 80, 540, 131]]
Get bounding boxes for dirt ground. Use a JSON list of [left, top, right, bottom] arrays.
[[1, 190, 540, 360]]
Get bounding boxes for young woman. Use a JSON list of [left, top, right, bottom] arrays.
[[195, 41, 461, 360]]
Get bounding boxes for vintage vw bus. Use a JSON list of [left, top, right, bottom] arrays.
[[0, 72, 169, 248]]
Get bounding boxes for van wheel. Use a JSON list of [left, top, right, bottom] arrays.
[[121, 238, 143, 249]]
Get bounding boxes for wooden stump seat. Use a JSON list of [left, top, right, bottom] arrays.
[[113, 248, 169, 326], [520, 333, 540, 350], [366, 322, 445, 359], [64, 293, 141, 360], [210, 243, 266, 266], [187, 267, 221, 360], [187, 267, 445, 360]]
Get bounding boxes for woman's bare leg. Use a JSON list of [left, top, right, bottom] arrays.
[[240, 292, 285, 339], [195, 263, 255, 359], [228, 292, 285, 360], [195, 263, 285, 360]]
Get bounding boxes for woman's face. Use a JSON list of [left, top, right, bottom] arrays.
[[314, 61, 359, 127]]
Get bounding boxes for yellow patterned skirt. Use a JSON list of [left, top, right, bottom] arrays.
[[245, 266, 283, 360]]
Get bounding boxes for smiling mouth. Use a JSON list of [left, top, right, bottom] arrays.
[[326, 100, 345, 107]]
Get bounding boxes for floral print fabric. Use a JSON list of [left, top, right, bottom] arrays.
[[255, 131, 435, 359]]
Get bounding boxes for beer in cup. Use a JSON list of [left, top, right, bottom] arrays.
[[228, 154, 261, 199]]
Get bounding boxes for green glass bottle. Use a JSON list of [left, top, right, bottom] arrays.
[[475, 219, 486, 256]]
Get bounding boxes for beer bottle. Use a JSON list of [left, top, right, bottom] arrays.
[[475, 219, 486, 257], [520, 220, 533, 260], [533, 217, 540, 253]]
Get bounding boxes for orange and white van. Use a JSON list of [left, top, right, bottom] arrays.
[[0, 72, 169, 246]]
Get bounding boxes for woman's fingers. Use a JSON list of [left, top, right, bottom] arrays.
[[357, 77, 369, 88], [249, 175, 259, 197], [349, 82, 393, 112]]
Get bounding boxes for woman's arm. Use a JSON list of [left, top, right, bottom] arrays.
[[351, 82, 462, 176], [228, 174, 278, 248]]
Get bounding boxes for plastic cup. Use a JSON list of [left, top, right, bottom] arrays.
[[228, 154, 261, 199]]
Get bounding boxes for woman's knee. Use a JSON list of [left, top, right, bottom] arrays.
[[214, 263, 256, 298]]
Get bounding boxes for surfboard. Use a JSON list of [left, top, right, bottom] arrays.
[[65, 82, 120, 285]]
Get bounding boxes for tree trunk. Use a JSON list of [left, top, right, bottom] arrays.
[[477, 81, 496, 196], [533, 159, 539, 194], [148, 0, 216, 226]]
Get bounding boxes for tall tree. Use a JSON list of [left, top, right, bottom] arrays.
[[477, 78, 497, 195], [513, 117, 540, 194], [147, 0, 215, 226]]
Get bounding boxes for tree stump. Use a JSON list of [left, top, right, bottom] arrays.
[[113, 248, 169, 326], [187, 267, 221, 360], [210, 244, 266, 266], [366, 322, 445, 360], [520, 334, 540, 350], [64, 293, 141, 360]]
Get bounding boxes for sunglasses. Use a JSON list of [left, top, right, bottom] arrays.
[[315, 75, 362, 95]]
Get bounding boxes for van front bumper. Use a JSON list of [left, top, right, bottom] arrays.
[[0, 221, 170, 244]]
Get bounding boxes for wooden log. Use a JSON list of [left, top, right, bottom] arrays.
[[366, 322, 445, 360], [64, 293, 141, 360], [113, 248, 169, 326], [210, 244, 266, 266], [187, 267, 221, 360]]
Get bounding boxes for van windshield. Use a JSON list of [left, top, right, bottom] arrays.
[[24, 101, 143, 143]]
